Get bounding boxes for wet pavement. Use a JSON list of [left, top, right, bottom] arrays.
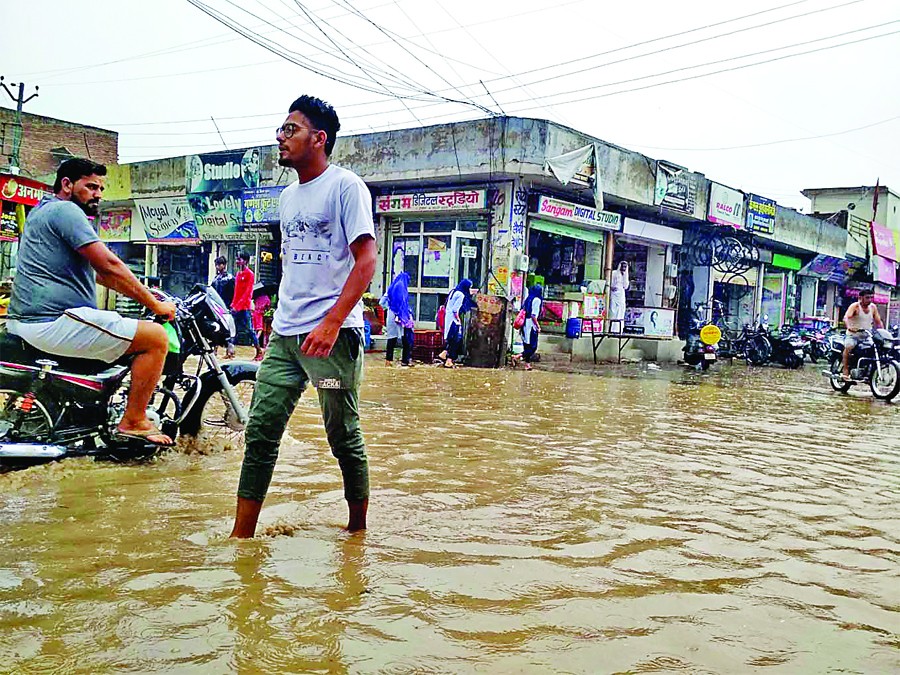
[[1, 356, 898, 673]]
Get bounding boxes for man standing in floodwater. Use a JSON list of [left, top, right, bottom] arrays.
[[230, 95, 376, 537]]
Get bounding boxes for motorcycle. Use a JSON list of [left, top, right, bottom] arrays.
[[767, 325, 806, 369], [824, 328, 900, 401], [731, 317, 772, 366], [0, 285, 258, 470], [683, 318, 720, 371]]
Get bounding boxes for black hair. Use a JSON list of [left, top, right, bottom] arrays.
[[288, 95, 340, 156], [236, 250, 250, 262], [215, 256, 227, 266], [54, 158, 107, 193], [859, 288, 875, 297]]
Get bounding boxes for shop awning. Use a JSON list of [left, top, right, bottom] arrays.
[[529, 218, 604, 244], [798, 254, 864, 283]]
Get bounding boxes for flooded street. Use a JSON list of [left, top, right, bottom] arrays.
[[1, 358, 898, 673]]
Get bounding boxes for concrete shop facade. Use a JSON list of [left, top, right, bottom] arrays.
[[103, 116, 849, 361]]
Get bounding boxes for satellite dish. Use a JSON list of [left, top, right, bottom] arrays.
[[847, 203, 856, 210]]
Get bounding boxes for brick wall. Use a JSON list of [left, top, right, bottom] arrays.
[[0, 106, 118, 180]]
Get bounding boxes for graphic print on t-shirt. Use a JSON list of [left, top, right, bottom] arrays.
[[285, 211, 332, 265]]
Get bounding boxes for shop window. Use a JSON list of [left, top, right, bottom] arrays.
[[456, 220, 483, 233], [418, 293, 441, 322], [421, 235, 451, 288], [422, 220, 454, 233], [403, 222, 421, 234]]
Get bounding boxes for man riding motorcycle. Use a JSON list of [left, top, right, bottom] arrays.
[[841, 287, 884, 382], [6, 158, 177, 446]]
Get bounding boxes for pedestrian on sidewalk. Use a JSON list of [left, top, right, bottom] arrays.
[[380, 271, 415, 366], [231, 251, 264, 361], [513, 284, 542, 370], [252, 282, 272, 352], [230, 94, 376, 538], [211, 255, 236, 359], [609, 260, 629, 332], [437, 278, 478, 368]]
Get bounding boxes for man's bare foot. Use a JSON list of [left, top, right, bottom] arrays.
[[116, 417, 174, 446], [347, 498, 368, 532], [230, 496, 264, 538]]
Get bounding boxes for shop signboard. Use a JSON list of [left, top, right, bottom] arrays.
[[846, 287, 890, 304], [242, 186, 284, 229], [799, 254, 864, 283], [0, 175, 50, 207], [135, 196, 200, 244], [761, 273, 786, 327], [746, 193, 776, 234], [186, 148, 262, 194], [624, 307, 675, 337], [188, 191, 244, 240], [535, 195, 621, 232], [872, 255, 897, 286], [99, 209, 133, 242], [707, 182, 745, 229], [375, 190, 486, 214], [771, 253, 801, 271], [870, 221, 897, 262], [654, 161, 697, 215]]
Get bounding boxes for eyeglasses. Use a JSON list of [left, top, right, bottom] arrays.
[[276, 123, 318, 139]]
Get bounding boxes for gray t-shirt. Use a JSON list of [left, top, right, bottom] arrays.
[[9, 196, 100, 323]]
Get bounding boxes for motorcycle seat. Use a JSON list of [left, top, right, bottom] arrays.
[[0, 328, 130, 376]]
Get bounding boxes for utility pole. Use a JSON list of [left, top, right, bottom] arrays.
[[1, 76, 39, 175]]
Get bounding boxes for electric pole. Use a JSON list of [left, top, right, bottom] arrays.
[[1, 76, 39, 175]]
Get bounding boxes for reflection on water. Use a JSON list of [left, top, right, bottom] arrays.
[[1, 359, 898, 673]]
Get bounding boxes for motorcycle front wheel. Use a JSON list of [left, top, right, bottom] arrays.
[[179, 371, 256, 449], [828, 357, 852, 393], [870, 360, 900, 401]]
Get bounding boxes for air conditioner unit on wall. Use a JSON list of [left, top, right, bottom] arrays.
[[513, 253, 529, 272]]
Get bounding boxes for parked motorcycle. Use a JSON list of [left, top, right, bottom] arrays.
[[683, 319, 720, 371], [824, 328, 900, 401], [0, 285, 258, 470], [732, 318, 772, 366], [767, 325, 806, 369]]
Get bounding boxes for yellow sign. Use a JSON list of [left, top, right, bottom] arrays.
[[699, 324, 722, 345]]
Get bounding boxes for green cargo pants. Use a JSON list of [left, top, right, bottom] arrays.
[[237, 328, 369, 503]]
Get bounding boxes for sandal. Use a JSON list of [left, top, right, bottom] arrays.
[[114, 425, 175, 447]]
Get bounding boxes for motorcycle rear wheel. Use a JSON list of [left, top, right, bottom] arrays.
[[0, 389, 56, 442], [870, 360, 900, 401]]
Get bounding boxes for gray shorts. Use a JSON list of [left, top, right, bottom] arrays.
[[8, 307, 139, 363], [844, 331, 865, 350]]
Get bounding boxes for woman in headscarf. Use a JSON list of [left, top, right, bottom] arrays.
[[379, 271, 415, 366], [514, 284, 543, 370], [437, 278, 477, 368]]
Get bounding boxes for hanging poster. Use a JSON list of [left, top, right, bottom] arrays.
[[186, 148, 262, 194], [134, 197, 200, 244], [423, 248, 450, 277], [98, 209, 133, 242]]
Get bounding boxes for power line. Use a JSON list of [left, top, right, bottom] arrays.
[[485, 0, 865, 95], [622, 113, 900, 152]]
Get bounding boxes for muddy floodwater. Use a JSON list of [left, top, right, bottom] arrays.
[[1, 358, 898, 673]]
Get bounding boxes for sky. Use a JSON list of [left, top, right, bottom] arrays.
[[4, 0, 900, 211]]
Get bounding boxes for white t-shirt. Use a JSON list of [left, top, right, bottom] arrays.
[[273, 165, 375, 336]]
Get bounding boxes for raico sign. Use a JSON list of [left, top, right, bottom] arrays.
[[708, 182, 745, 229]]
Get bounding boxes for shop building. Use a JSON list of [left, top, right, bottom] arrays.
[[99, 116, 852, 361]]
